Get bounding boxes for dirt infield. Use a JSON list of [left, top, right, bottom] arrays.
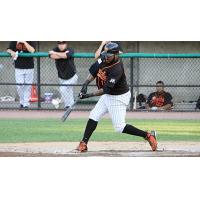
[[0, 141, 200, 157], [0, 110, 200, 119]]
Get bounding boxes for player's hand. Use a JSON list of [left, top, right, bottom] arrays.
[[11, 51, 18, 60], [80, 83, 88, 95], [79, 93, 93, 99], [10, 52, 16, 59], [49, 50, 55, 55]]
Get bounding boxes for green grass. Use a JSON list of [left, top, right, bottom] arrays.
[[0, 118, 199, 143]]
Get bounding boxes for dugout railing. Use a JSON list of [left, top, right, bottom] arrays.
[[0, 52, 199, 111]]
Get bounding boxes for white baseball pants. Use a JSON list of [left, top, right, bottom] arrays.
[[59, 74, 78, 107], [15, 68, 34, 107], [89, 91, 131, 133]]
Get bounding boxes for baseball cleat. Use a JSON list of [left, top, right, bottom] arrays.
[[76, 141, 88, 152], [146, 131, 157, 151]]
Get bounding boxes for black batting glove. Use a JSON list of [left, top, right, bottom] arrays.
[[80, 83, 88, 94], [79, 93, 93, 99]]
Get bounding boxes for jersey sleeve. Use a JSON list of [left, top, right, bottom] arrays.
[[103, 66, 122, 94], [66, 48, 74, 58], [89, 59, 102, 78], [146, 93, 154, 105], [165, 92, 173, 105]]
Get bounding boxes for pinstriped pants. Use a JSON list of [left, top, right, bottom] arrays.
[[89, 91, 131, 133]]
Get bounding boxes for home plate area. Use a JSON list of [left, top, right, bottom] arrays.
[[0, 141, 200, 157]]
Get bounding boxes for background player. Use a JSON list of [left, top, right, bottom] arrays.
[[7, 41, 36, 110], [76, 42, 157, 152], [146, 81, 173, 111], [49, 41, 78, 109]]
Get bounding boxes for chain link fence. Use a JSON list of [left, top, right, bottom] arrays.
[[0, 52, 199, 111]]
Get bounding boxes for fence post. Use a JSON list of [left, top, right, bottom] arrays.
[[130, 57, 134, 111], [36, 42, 41, 109]]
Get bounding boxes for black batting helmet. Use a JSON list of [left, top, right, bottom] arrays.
[[105, 42, 120, 54], [100, 42, 119, 60]]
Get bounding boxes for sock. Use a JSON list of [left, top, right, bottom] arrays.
[[122, 124, 147, 138], [82, 119, 98, 143]]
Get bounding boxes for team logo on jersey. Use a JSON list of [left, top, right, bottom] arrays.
[[109, 78, 116, 84], [97, 69, 107, 81], [151, 96, 165, 107]]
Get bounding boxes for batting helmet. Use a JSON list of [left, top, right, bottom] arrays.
[[100, 42, 119, 60]]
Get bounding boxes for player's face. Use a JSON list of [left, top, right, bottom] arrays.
[[156, 84, 164, 93], [105, 55, 115, 63], [58, 42, 67, 51]]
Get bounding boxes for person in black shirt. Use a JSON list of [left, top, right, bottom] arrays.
[[75, 42, 157, 152], [146, 81, 173, 111], [49, 41, 78, 109], [7, 41, 36, 109]]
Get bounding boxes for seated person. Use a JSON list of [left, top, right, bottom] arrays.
[[146, 81, 173, 111]]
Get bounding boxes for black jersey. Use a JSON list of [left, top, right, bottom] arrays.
[[8, 41, 36, 69], [147, 91, 173, 107], [53, 47, 76, 80], [90, 58, 129, 95]]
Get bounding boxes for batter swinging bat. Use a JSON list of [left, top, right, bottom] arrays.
[[61, 97, 79, 122]]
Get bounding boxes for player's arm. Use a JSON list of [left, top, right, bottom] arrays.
[[49, 48, 73, 59], [49, 50, 69, 59], [94, 41, 109, 60], [80, 66, 122, 99], [158, 104, 172, 110], [145, 93, 153, 110], [7, 49, 16, 59], [159, 93, 173, 110], [17, 41, 35, 53], [79, 88, 104, 99]]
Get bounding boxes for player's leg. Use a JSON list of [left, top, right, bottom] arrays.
[[107, 92, 157, 151], [15, 69, 25, 108], [59, 74, 78, 108], [77, 95, 108, 152], [23, 69, 34, 108]]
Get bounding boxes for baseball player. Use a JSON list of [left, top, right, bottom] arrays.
[[76, 42, 157, 152], [146, 81, 173, 111], [7, 41, 36, 110], [49, 41, 78, 109]]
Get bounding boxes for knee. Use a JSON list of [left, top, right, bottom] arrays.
[[113, 123, 126, 133], [89, 110, 100, 122]]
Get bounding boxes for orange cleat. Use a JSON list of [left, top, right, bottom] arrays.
[[146, 131, 157, 151], [76, 141, 88, 152]]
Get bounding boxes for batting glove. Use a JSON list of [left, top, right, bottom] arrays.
[[79, 93, 93, 99]]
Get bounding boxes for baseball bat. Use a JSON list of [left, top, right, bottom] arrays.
[[133, 91, 137, 110], [61, 97, 80, 122]]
